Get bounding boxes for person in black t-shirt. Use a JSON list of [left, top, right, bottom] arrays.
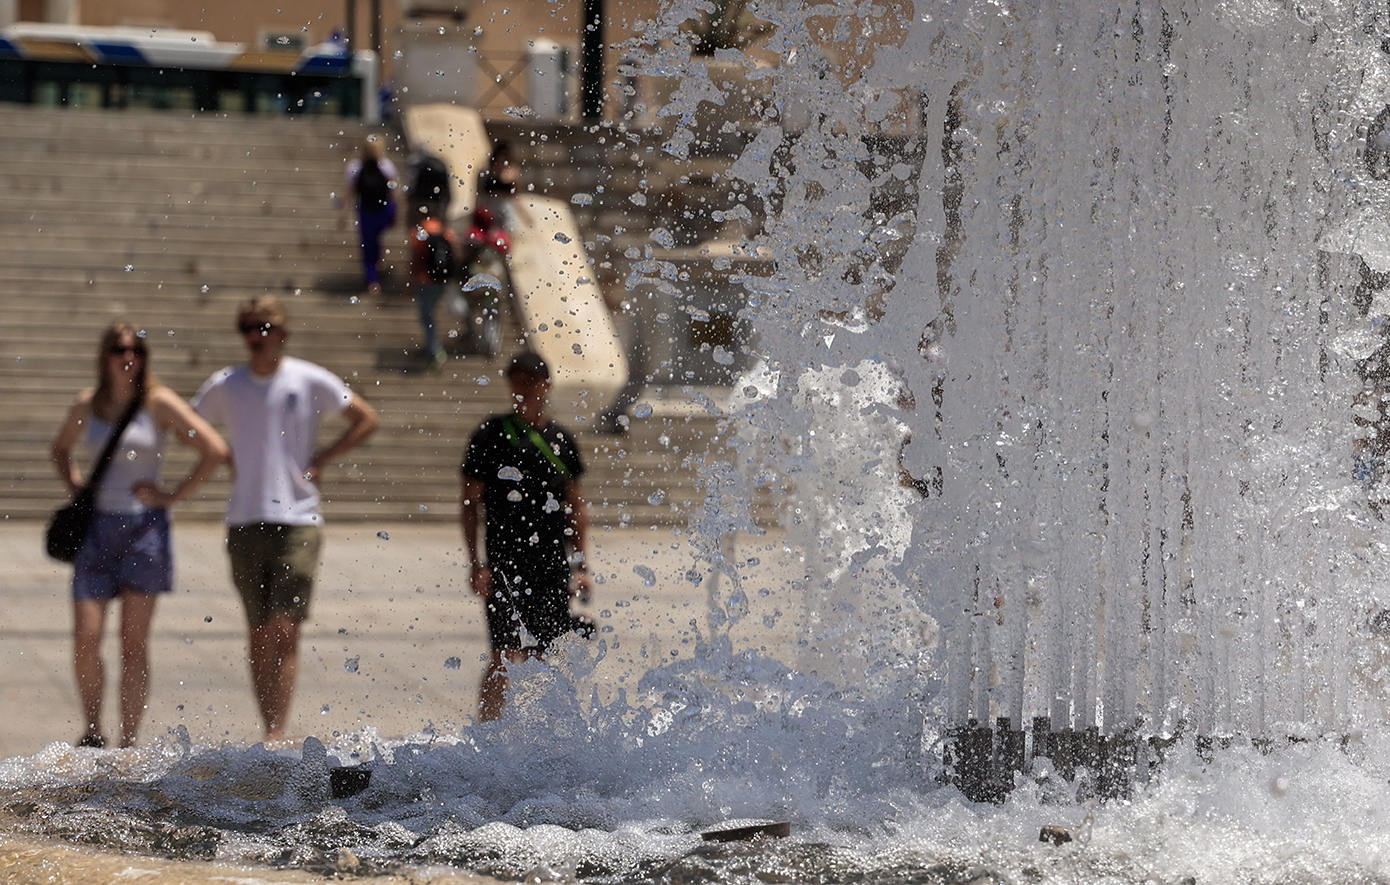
[[461, 351, 593, 721]]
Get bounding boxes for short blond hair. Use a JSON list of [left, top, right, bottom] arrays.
[[237, 294, 289, 329]]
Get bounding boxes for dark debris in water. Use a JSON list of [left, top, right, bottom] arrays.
[[700, 820, 790, 842]]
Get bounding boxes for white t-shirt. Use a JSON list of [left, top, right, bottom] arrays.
[[193, 356, 352, 526]]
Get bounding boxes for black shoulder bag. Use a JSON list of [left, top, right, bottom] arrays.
[[46, 396, 143, 563]]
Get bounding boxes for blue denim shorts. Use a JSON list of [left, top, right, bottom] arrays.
[[72, 509, 173, 601]]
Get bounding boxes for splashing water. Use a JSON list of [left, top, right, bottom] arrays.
[[10, 1, 1390, 883]]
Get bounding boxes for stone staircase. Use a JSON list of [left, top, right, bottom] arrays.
[[0, 105, 743, 528]]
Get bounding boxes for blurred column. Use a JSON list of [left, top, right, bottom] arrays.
[[581, 0, 603, 120], [43, 0, 77, 22], [371, 0, 382, 60]]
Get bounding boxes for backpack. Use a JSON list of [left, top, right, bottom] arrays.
[[356, 158, 391, 211], [413, 155, 451, 202], [424, 228, 454, 283]]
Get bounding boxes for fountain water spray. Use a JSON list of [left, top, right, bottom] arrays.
[[709, 0, 1390, 796]]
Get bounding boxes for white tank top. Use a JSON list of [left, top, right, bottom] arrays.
[[80, 408, 165, 514]]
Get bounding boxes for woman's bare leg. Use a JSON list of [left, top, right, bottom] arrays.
[[117, 590, 158, 748], [73, 598, 109, 744]]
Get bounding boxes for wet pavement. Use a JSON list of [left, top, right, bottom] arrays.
[[0, 520, 797, 759]]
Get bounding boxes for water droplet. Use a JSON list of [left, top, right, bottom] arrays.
[[463, 272, 503, 292], [498, 466, 523, 481], [125, 450, 138, 460], [685, 568, 703, 586], [377, 531, 390, 540], [554, 232, 572, 244], [124, 264, 134, 272], [321, 704, 330, 714], [648, 490, 666, 505], [200, 284, 209, 293], [476, 375, 491, 386], [444, 656, 461, 670], [633, 565, 656, 587], [204, 615, 213, 622], [345, 656, 360, 673], [418, 504, 429, 512], [544, 496, 561, 512], [186, 429, 197, 438], [634, 402, 653, 418], [572, 343, 583, 355], [507, 489, 524, 502], [571, 193, 594, 206]]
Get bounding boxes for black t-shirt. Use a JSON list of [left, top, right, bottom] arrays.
[[462, 414, 585, 567]]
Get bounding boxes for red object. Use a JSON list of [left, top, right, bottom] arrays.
[[488, 228, 510, 255]]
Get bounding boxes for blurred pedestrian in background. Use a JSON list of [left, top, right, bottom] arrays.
[[408, 206, 460, 371], [341, 136, 398, 296]]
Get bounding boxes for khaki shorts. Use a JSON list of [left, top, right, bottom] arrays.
[[227, 523, 322, 625]]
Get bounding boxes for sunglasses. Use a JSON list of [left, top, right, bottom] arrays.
[[108, 344, 146, 357], [238, 321, 279, 336]]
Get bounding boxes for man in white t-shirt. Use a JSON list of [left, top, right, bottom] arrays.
[[193, 295, 379, 741]]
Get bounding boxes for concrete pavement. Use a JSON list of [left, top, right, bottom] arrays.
[[0, 519, 800, 759]]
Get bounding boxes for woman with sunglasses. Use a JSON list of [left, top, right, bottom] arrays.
[[50, 322, 229, 748]]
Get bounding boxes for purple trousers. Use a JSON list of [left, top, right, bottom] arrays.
[[358, 201, 396, 286]]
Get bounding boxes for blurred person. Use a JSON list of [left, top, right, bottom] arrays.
[[459, 141, 526, 356], [474, 139, 529, 240], [51, 321, 229, 748], [409, 149, 452, 221], [341, 136, 399, 295], [461, 352, 594, 721], [193, 296, 379, 741], [408, 207, 460, 371]]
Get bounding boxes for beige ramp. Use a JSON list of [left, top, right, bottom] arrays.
[[506, 194, 628, 400], [401, 102, 491, 223]]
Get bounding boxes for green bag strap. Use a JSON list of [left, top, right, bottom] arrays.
[[502, 415, 572, 481]]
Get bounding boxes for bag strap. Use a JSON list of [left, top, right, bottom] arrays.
[[502, 415, 572, 481], [83, 394, 144, 495]]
